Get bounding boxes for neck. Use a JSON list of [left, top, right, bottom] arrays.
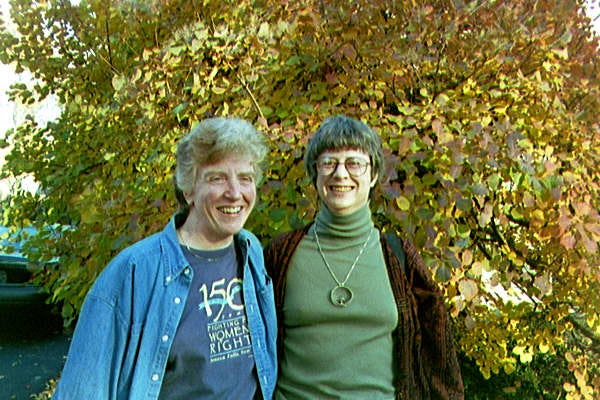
[[177, 222, 234, 251], [315, 204, 373, 240]]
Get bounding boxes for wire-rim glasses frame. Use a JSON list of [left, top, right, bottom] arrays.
[[316, 156, 371, 177]]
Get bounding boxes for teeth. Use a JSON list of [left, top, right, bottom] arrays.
[[331, 186, 353, 192], [220, 207, 242, 214]]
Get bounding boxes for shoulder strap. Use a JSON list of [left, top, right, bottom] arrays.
[[385, 231, 406, 273]]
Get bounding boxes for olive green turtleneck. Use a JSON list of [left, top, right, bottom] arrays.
[[274, 204, 398, 400]]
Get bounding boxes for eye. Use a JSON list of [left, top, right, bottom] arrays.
[[319, 159, 337, 168], [207, 175, 226, 184], [239, 174, 255, 184], [346, 158, 363, 168]]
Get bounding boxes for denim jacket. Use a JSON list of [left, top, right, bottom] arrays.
[[53, 217, 277, 400]]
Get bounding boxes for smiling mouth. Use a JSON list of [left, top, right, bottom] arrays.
[[330, 186, 354, 192], [219, 206, 243, 214]]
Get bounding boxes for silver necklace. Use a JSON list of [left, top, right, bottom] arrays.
[[314, 221, 373, 307], [183, 244, 225, 263], [177, 229, 225, 263]]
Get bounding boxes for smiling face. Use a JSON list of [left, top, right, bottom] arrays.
[[315, 149, 378, 215], [183, 155, 257, 249]]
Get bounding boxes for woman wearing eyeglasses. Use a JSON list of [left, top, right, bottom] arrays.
[[264, 115, 464, 399]]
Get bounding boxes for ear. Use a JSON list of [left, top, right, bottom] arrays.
[[183, 191, 194, 205], [370, 173, 379, 188]]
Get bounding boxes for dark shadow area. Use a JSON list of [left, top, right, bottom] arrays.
[[0, 305, 70, 400]]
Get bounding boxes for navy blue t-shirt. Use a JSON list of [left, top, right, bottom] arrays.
[[158, 243, 258, 399]]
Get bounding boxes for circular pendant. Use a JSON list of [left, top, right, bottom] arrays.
[[330, 286, 353, 307]]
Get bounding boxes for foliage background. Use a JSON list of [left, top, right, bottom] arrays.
[[1, 0, 599, 398]]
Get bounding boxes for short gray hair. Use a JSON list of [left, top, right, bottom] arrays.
[[174, 117, 268, 217]]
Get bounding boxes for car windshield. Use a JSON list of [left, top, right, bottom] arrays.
[[0, 226, 39, 257]]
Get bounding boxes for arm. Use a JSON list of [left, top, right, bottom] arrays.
[[53, 270, 129, 399], [263, 226, 309, 363], [403, 239, 464, 400]]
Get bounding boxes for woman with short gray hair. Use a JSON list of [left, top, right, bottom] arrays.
[[55, 116, 277, 400]]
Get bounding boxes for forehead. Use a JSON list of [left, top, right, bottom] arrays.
[[198, 156, 255, 174], [318, 148, 370, 159]]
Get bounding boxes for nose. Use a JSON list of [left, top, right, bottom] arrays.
[[332, 161, 350, 177], [224, 178, 242, 199]]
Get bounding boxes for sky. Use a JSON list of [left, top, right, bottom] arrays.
[[0, 0, 599, 196]]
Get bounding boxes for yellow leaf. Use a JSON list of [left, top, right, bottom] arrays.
[[507, 250, 524, 266], [469, 261, 483, 278], [257, 22, 270, 39], [112, 75, 125, 91], [458, 279, 478, 301], [531, 209, 545, 229], [534, 274, 552, 296], [513, 345, 525, 355], [586, 313, 597, 328], [574, 368, 587, 384], [563, 382, 576, 392], [513, 345, 533, 363], [395, 196, 410, 211], [461, 249, 473, 267], [451, 296, 464, 317], [478, 202, 493, 227], [481, 366, 491, 380], [503, 357, 517, 374]]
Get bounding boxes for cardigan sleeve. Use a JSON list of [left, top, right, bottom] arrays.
[[263, 227, 310, 362], [402, 238, 464, 400]]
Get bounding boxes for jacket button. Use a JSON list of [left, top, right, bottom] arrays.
[[162, 334, 169, 342], [174, 297, 181, 304], [151, 373, 159, 381]]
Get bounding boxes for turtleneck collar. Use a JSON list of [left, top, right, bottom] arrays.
[[314, 203, 374, 240]]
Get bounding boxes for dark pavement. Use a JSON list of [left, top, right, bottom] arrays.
[[0, 307, 71, 400]]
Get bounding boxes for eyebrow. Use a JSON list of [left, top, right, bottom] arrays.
[[202, 168, 256, 177]]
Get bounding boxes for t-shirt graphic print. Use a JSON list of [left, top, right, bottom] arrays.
[[202, 275, 253, 362], [158, 243, 258, 400]]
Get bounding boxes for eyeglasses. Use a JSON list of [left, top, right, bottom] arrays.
[[316, 157, 370, 177]]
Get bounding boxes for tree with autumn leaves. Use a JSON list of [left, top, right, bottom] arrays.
[[1, 0, 599, 397]]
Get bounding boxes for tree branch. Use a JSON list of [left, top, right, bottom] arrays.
[[237, 73, 265, 121]]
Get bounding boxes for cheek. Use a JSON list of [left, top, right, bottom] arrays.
[[243, 186, 257, 202], [315, 178, 328, 196], [316, 174, 328, 188]]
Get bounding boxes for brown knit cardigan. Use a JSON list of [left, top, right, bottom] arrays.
[[263, 224, 464, 400]]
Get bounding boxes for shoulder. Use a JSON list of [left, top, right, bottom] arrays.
[[265, 225, 311, 251], [89, 231, 165, 295], [380, 232, 420, 262], [238, 229, 262, 248], [237, 229, 264, 263], [263, 225, 311, 278], [113, 231, 164, 268], [385, 233, 440, 293]]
